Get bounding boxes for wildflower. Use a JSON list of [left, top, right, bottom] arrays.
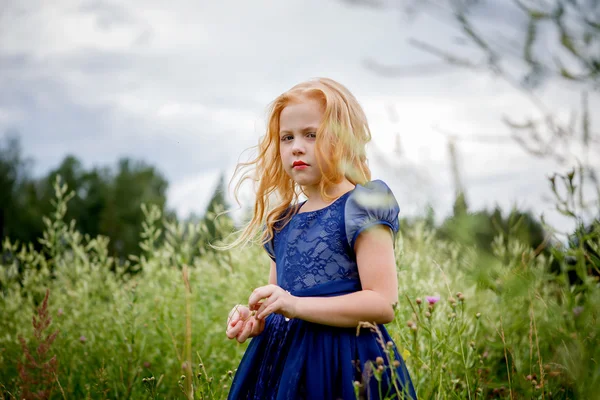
[[426, 296, 440, 305], [227, 370, 233, 376], [402, 349, 411, 360], [416, 298, 422, 305], [386, 341, 393, 349], [376, 357, 384, 366], [407, 320, 414, 328], [425, 311, 431, 318], [79, 335, 87, 343], [393, 360, 401, 368], [476, 312, 481, 319], [573, 306, 584, 317], [456, 292, 465, 301], [57, 308, 63, 316], [143, 361, 151, 369], [411, 324, 418, 331]]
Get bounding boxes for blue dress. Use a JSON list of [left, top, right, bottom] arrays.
[[228, 180, 417, 400]]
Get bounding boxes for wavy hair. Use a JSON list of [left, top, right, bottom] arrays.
[[221, 77, 372, 251]]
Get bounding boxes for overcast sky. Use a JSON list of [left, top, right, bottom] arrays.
[[1, 0, 597, 231]]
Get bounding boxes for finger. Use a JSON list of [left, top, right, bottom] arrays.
[[251, 317, 265, 336], [226, 320, 244, 339], [227, 315, 246, 336], [237, 319, 254, 343], [255, 293, 278, 319], [248, 285, 276, 309], [227, 304, 242, 324], [237, 306, 250, 321], [259, 317, 266, 332], [257, 298, 280, 320]]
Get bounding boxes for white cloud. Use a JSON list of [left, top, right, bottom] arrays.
[[1, 0, 596, 232]]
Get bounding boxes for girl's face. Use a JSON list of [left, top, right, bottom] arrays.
[[278, 97, 324, 190]]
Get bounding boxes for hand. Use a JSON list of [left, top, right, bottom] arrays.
[[225, 305, 265, 343], [248, 284, 298, 321]]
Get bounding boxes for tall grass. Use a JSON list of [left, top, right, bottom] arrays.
[[0, 173, 598, 399]]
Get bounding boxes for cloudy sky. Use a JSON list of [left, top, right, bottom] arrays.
[[1, 0, 597, 230]]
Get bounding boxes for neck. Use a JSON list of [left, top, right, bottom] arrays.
[[303, 178, 356, 203]]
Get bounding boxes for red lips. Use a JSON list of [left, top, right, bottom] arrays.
[[292, 161, 308, 167]]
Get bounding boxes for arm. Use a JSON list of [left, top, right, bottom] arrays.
[[268, 259, 277, 285], [250, 225, 399, 327]]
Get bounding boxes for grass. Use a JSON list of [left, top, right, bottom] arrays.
[[0, 175, 598, 399]]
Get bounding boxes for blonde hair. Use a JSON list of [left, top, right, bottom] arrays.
[[224, 77, 372, 250]]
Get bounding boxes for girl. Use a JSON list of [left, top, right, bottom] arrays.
[[224, 78, 417, 399]]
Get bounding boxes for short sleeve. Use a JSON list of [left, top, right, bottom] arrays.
[[345, 180, 400, 250], [263, 235, 275, 261]]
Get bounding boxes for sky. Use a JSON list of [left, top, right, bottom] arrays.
[[0, 0, 597, 231]]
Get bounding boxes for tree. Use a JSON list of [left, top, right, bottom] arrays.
[[0, 132, 36, 246], [99, 158, 169, 261], [342, 0, 599, 217]]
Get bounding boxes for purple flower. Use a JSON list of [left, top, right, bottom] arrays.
[[573, 306, 584, 317], [426, 296, 440, 305], [79, 335, 87, 343]]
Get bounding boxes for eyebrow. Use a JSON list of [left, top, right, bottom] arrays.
[[279, 127, 319, 135]]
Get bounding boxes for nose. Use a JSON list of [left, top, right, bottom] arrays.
[[292, 139, 305, 156]]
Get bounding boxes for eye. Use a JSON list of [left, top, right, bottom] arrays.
[[280, 134, 293, 142], [306, 132, 316, 139]]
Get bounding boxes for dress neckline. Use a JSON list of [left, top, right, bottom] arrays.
[[294, 187, 355, 217]]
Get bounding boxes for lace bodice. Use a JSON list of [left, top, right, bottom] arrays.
[[264, 180, 400, 294]]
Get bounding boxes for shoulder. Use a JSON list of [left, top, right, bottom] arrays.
[[344, 180, 400, 249], [346, 180, 399, 213]]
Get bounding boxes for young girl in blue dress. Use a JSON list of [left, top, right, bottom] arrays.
[[224, 77, 417, 399]]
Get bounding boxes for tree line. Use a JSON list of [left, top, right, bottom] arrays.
[[0, 133, 232, 263]]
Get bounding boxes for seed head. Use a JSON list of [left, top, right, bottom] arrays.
[[376, 357, 384, 366], [416, 298, 422, 305]]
